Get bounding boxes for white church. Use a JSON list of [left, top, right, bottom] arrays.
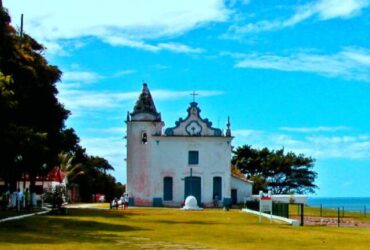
[[126, 84, 252, 207]]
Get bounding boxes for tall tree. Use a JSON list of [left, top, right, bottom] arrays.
[[232, 145, 317, 194], [0, 6, 70, 191], [1, 5, 121, 204]]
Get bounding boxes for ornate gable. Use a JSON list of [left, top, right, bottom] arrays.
[[165, 102, 223, 136]]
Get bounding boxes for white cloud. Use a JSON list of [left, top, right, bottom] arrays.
[[41, 40, 89, 56], [157, 43, 204, 54], [62, 71, 102, 83], [41, 41, 67, 56], [112, 70, 136, 78], [61, 69, 135, 85], [234, 48, 370, 81], [315, 0, 369, 20], [86, 127, 126, 135], [341, 49, 370, 65], [5, 0, 228, 53], [280, 126, 350, 133], [152, 90, 224, 100], [103, 36, 161, 52], [227, 0, 369, 34], [233, 129, 370, 160], [103, 37, 203, 54], [58, 89, 137, 110], [306, 135, 370, 159], [57, 87, 224, 111]]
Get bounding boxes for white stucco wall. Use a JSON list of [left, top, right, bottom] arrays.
[[230, 176, 253, 204], [151, 136, 232, 207], [126, 120, 234, 207], [126, 120, 163, 206], [126, 95, 243, 207]]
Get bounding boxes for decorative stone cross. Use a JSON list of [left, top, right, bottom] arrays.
[[190, 91, 199, 102]]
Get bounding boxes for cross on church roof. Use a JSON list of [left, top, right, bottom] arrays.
[[190, 90, 199, 102]]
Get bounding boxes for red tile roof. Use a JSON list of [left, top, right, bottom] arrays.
[[44, 167, 66, 183]]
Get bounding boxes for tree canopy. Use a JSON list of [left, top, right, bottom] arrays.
[[0, 7, 72, 191], [231, 145, 317, 194], [0, 6, 122, 202], [59, 148, 121, 202]]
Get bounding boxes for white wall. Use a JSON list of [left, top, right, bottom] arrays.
[[126, 100, 238, 207], [126, 120, 163, 206], [151, 136, 232, 207], [126, 120, 233, 206], [230, 176, 253, 204]]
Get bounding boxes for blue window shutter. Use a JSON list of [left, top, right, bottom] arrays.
[[188, 151, 199, 165]]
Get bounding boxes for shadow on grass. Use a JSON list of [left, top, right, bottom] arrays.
[[0, 209, 147, 245], [67, 208, 129, 218], [153, 219, 220, 225], [67, 208, 150, 218]]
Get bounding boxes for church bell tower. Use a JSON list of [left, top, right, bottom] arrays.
[[126, 83, 163, 206]]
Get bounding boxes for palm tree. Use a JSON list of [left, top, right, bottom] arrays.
[[58, 153, 85, 183]]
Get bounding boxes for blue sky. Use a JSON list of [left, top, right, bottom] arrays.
[[5, 0, 370, 197]]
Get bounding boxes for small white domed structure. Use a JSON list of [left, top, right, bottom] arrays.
[[181, 196, 203, 211]]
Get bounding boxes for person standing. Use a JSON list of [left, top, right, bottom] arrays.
[[123, 193, 129, 210], [213, 194, 219, 208], [1, 191, 7, 211], [25, 188, 31, 210], [120, 194, 125, 208], [4, 189, 10, 210], [16, 188, 24, 211], [11, 190, 17, 209]]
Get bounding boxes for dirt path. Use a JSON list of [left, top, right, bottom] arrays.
[[65, 203, 109, 209], [0, 208, 50, 223], [291, 216, 370, 227]]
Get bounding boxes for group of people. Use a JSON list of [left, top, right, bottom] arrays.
[[1, 188, 32, 211], [111, 193, 129, 209]]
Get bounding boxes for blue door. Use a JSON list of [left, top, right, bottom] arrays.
[[163, 177, 173, 201], [231, 189, 237, 205], [213, 177, 222, 200], [184, 176, 201, 206]]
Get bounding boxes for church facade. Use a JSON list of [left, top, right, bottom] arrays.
[[126, 84, 252, 207]]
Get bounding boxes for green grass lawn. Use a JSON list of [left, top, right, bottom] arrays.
[[0, 205, 369, 249]]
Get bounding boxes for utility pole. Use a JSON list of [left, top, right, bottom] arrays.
[[0, 0, 3, 9], [20, 14, 24, 38]]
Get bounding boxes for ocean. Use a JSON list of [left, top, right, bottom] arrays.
[[307, 197, 370, 212]]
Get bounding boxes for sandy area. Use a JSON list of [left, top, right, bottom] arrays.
[[291, 216, 370, 227]]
